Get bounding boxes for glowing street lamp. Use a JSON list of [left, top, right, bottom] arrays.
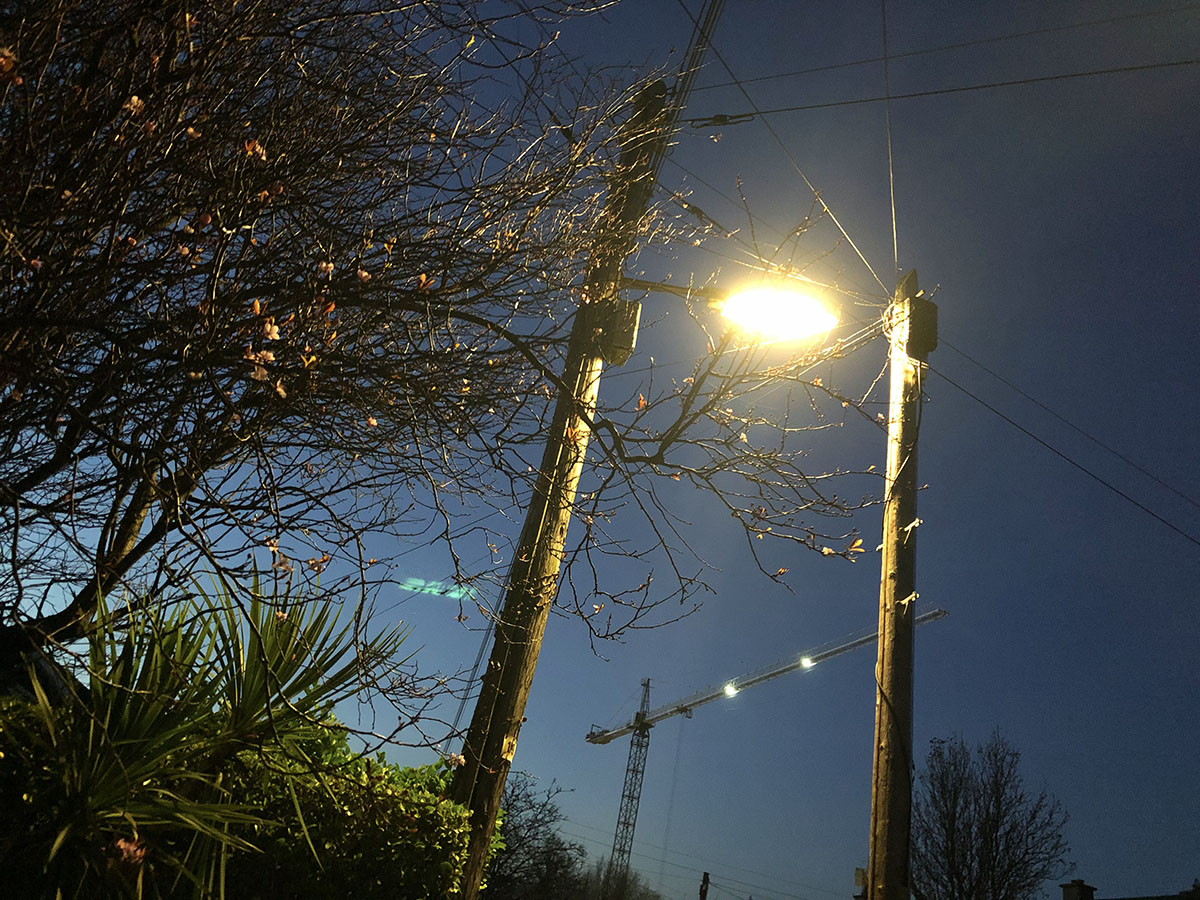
[[718, 283, 838, 342]]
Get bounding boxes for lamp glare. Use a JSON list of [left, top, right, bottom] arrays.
[[723, 682, 739, 697], [800, 656, 815, 669], [721, 286, 837, 342]]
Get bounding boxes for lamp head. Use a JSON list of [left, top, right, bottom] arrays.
[[719, 284, 837, 342]]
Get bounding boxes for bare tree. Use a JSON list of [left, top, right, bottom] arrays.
[[912, 733, 1072, 900], [486, 772, 587, 900], [0, 0, 879, 735]]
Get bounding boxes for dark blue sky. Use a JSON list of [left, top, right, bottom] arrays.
[[389, 3, 1200, 897]]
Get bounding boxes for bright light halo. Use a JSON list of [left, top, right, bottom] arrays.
[[721, 286, 837, 342]]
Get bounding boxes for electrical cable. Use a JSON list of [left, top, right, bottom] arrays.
[[927, 362, 1200, 549], [658, 156, 895, 313], [682, 58, 1200, 124], [690, 4, 1200, 94], [707, 873, 815, 900], [555, 824, 827, 900], [670, 0, 891, 295], [560, 817, 849, 897], [939, 337, 1200, 512], [880, 0, 900, 278], [657, 0, 729, 186], [655, 718, 687, 891]]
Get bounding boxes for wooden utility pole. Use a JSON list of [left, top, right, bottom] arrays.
[[866, 271, 936, 900], [699, 872, 710, 900], [450, 82, 668, 900]]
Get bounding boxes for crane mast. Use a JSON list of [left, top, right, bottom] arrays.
[[603, 678, 652, 899]]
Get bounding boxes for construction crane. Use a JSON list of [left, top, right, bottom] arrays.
[[586, 608, 948, 893]]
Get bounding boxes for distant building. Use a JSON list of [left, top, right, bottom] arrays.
[[1062, 878, 1200, 900]]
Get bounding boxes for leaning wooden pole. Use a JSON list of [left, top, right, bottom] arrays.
[[867, 270, 936, 900], [450, 82, 667, 900]]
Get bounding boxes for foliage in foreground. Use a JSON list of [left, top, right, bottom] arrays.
[[912, 732, 1072, 900], [0, 579, 476, 899], [222, 747, 469, 900]]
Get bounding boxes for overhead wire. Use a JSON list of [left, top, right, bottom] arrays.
[[927, 362, 1200, 549], [659, 155, 783, 252], [880, 0, 899, 278], [704, 873, 814, 900], [690, 3, 1200, 94], [654, 0, 728, 185], [939, 337, 1200, 512], [682, 58, 1200, 123], [558, 817, 845, 899], [566, 806, 854, 896], [659, 157, 895, 312], [670, 0, 892, 295]]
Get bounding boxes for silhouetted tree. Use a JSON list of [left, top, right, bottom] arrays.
[[912, 733, 1072, 900], [487, 772, 587, 900], [581, 858, 665, 900]]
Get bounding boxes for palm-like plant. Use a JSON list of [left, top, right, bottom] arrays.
[[0, 578, 412, 898]]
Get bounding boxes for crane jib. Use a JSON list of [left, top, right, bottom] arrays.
[[584, 608, 947, 744]]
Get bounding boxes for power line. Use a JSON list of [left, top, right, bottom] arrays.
[[928, 363, 1200, 550], [683, 58, 1200, 124], [690, 4, 1200, 94], [560, 816, 848, 898], [670, 0, 890, 295], [879, 0, 899, 279], [939, 337, 1200, 513], [657, 0, 728, 186], [707, 873, 814, 900]]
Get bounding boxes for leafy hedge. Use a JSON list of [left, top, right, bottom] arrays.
[[222, 747, 471, 900]]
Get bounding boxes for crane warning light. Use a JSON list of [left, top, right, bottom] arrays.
[[723, 682, 739, 697]]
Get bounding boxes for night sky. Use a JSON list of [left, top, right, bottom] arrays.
[[388, 3, 1200, 898]]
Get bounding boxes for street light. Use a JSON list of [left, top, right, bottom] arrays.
[[718, 282, 838, 342]]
